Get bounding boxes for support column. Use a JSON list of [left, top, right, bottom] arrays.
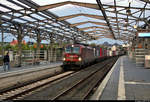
[[36, 30, 41, 63], [48, 34, 54, 62], [59, 36, 63, 48], [59, 37, 64, 61], [0, 25, 4, 58], [17, 24, 23, 67], [66, 38, 71, 44]]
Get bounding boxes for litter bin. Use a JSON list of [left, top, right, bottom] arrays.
[[145, 55, 150, 68]]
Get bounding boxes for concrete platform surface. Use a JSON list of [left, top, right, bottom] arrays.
[[91, 56, 150, 100], [0, 61, 62, 77]]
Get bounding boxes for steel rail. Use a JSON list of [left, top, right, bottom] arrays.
[[51, 58, 118, 100], [0, 71, 76, 101]]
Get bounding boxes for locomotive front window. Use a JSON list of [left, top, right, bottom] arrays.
[[65, 46, 80, 54], [73, 47, 80, 54], [65, 47, 71, 53]]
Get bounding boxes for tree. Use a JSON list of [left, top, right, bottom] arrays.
[[4, 44, 12, 51], [90, 43, 96, 47], [22, 44, 30, 50]]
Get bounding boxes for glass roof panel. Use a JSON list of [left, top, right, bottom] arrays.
[[45, 25, 52, 28], [0, 0, 149, 42], [20, 10, 32, 14], [3, 33, 16, 42], [101, 0, 145, 8], [13, 0, 30, 8], [106, 12, 116, 17], [0, 6, 10, 12], [21, 16, 36, 22], [38, 12, 52, 19], [2, 23, 9, 26], [49, 4, 103, 17], [2, 15, 11, 19], [77, 23, 107, 28], [0, 0, 23, 10], [144, 10, 150, 18], [84, 29, 95, 32], [138, 21, 145, 26], [51, 23, 60, 26], [66, 16, 106, 24], [13, 13, 22, 17], [13, 18, 27, 23], [147, 3, 150, 8], [30, 14, 45, 20], [29, 24, 35, 27], [32, 0, 97, 6], [39, 26, 45, 29]]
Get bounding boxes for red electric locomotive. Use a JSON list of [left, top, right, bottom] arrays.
[[62, 44, 95, 70]]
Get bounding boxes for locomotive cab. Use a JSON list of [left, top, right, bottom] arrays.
[[62, 44, 95, 70], [63, 44, 83, 67]]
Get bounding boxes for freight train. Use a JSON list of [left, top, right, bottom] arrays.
[[62, 43, 124, 70]]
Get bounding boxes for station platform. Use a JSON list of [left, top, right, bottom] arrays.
[[0, 61, 63, 92], [91, 55, 150, 100], [0, 61, 62, 75]]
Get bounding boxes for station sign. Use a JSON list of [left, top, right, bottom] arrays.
[[138, 32, 150, 38]]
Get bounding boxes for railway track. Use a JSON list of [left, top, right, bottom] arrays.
[[0, 71, 76, 101], [0, 57, 118, 100], [22, 57, 118, 100], [52, 57, 117, 100]]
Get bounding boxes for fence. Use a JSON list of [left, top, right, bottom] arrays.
[[0, 48, 64, 67]]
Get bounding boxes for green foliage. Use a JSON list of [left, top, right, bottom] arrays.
[[0, 46, 2, 51], [0, 46, 2, 55], [40, 44, 47, 50], [48, 43, 65, 49], [99, 45, 105, 48], [22, 44, 30, 50], [4, 44, 13, 50], [3, 44, 31, 51], [90, 43, 96, 47], [61, 42, 70, 47], [11, 45, 18, 50], [53, 43, 59, 48], [1, 42, 66, 52]]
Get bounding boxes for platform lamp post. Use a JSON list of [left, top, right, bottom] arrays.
[[36, 29, 41, 64], [0, 14, 4, 58], [0, 23, 4, 59], [49, 33, 54, 62], [14, 24, 24, 67]]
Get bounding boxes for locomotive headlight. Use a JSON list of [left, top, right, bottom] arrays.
[[63, 58, 66, 61], [78, 57, 82, 61]]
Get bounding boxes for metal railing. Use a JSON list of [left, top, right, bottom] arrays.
[[0, 48, 64, 67]]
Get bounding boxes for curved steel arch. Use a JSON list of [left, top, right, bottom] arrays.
[[37, 1, 99, 11], [57, 13, 105, 21], [70, 21, 107, 27], [37, 1, 115, 39], [78, 26, 109, 31]]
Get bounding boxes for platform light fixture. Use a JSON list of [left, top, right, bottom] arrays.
[[63, 58, 66, 61], [78, 57, 82, 61], [133, 25, 137, 29], [72, 45, 74, 47]]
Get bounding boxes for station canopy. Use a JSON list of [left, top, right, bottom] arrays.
[[0, 0, 150, 43]]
